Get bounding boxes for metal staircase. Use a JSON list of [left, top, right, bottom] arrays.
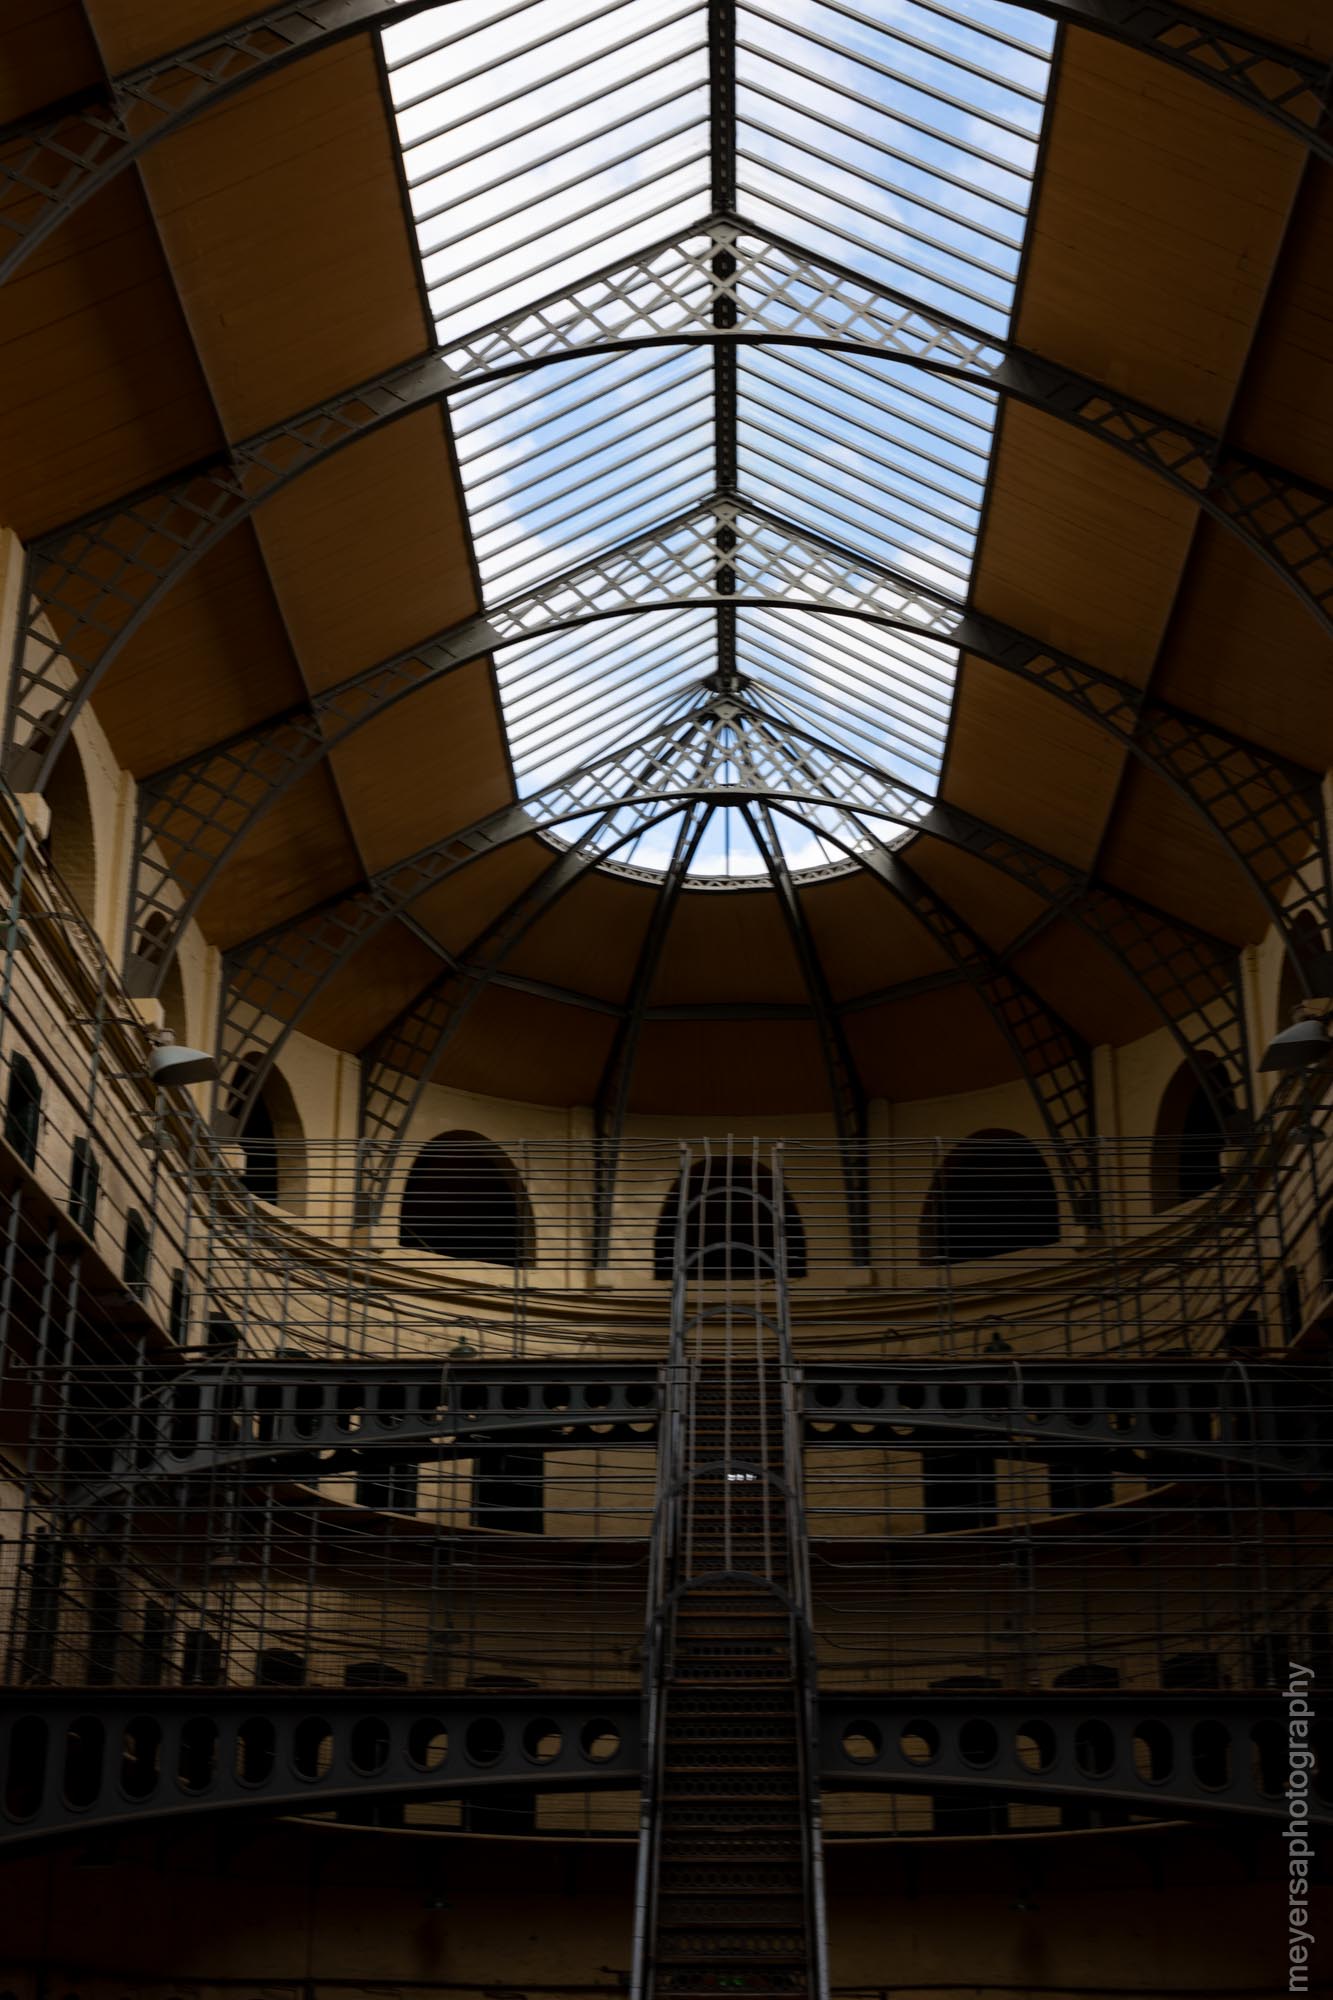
[[632, 1146, 829, 1997]]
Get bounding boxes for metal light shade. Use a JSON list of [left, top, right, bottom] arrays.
[[147, 1041, 219, 1088], [1259, 1017, 1329, 1073]]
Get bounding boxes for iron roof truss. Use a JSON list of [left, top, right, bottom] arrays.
[[1, 0, 1329, 293], [122, 502, 1332, 1006], [5, 0, 1319, 1160], [218, 687, 1253, 1150], [11, 217, 1333, 813]]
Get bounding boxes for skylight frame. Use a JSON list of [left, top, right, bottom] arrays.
[[381, 0, 1055, 884]]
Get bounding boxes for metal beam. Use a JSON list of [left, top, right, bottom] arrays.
[[1034, 0, 1333, 158], [802, 1357, 1330, 1481], [865, 847, 1095, 1150], [15, 220, 1333, 796], [5, 352, 458, 795], [79, 1349, 1329, 1489], [745, 797, 872, 1262], [352, 792, 693, 1216], [1, 0, 1327, 294], [81, 1357, 664, 1494], [118, 501, 1331, 1005], [590, 801, 712, 1267], [910, 801, 1256, 1134], [0, 1687, 1311, 1853], [771, 772, 1251, 1138], [0, 0, 448, 286], [0, 1689, 643, 1853], [819, 1691, 1325, 1827], [216, 693, 1251, 1140]]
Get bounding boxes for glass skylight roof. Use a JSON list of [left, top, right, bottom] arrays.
[[382, 0, 1054, 882]]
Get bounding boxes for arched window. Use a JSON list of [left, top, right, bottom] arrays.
[[69, 1136, 99, 1236], [1151, 1058, 1235, 1213], [652, 1158, 808, 1280], [123, 1209, 151, 1299], [398, 1131, 533, 1267], [1277, 909, 1326, 1028], [920, 1131, 1060, 1265], [41, 731, 98, 928], [4, 1054, 41, 1167], [227, 1054, 306, 1215], [134, 912, 188, 1047], [168, 1269, 190, 1342], [255, 1646, 306, 1687]]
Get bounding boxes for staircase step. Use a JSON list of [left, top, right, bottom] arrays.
[[655, 1935, 808, 1961]]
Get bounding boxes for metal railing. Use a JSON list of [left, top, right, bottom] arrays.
[[631, 1141, 829, 1997], [0, 782, 1329, 1848]]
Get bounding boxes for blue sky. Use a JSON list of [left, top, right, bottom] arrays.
[[382, 0, 1054, 879]]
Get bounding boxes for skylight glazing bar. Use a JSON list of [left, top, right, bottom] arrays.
[[735, 654, 949, 777], [513, 637, 717, 766], [741, 614, 957, 730], [752, 348, 998, 469], [735, 33, 1036, 188], [742, 381, 985, 522], [739, 411, 983, 548]]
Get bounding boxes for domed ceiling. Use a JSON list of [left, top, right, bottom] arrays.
[[0, 0, 1331, 1137]]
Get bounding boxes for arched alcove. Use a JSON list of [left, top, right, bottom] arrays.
[[41, 730, 98, 929], [227, 1054, 306, 1216], [920, 1131, 1060, 1266], [123, 1208, 151, 1298], [1151, 1058, 1235, 1214], [1276, 909, 1326, 1036], [652, 1158, 808, 1280], [398, 1130, 533, 1267], [4, 1053, 41, 1168], [135, 911, 188, 1047]]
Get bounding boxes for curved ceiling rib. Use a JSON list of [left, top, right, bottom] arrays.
[[126, 503, 1329, 1002], [12, 218, 1333, 811], [14, 0, 1300, 1145], [0, 0, 1327, 291], [219, 688, 1251, 1141]]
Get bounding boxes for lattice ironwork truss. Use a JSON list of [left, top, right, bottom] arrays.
[[1, 0, 1329, 296], [123, 501, 1331, 1007], [11, 217, 1333, 806], [3, 0, 1319, 1164], [218, 688, 1252, 1145]]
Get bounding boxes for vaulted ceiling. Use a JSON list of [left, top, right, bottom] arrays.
[[0, 0, 1330, 1130]]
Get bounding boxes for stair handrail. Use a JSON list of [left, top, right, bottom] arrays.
[[773, 1141, 832, 2000], [629, 1141, 694, 1999]]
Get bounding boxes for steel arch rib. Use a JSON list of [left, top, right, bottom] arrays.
[[0, 0, 1328, 296], [745, 796, 872, 1262], [353, 792, 698, 1215], [12, 223, 1333, 793], [0, 0, 449, 287], [0, 1691, 1313, 1853], [124, 503, 1330, 1005], [217, 699, 1250, 1136], [771, 793, 1246, 1138], [856, 843, 1095, 1147], [777, 807, 1102, 1218], [589, 800, 712, 1266]]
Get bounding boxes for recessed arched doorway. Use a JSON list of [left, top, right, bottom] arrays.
[[398, 1130, 533, 1268], [227, 1054, 307, 1215], [920, 1131, 1060, 1265], [1151, 1059, 1235, 1213], [652, 1157, 808, 1279]]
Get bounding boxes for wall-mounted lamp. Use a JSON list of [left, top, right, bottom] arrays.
[[1259, 1016, 1329, 1074], [147, 1030, 218, 1090]]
